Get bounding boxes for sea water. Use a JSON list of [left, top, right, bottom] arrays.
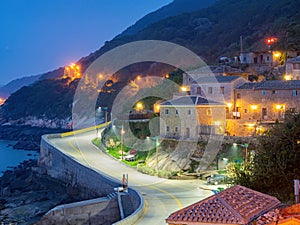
[[0, 140, 38, 175]]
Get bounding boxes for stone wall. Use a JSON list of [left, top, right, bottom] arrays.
[[36, 197, 120, 225], [38, 134, 144, 225]]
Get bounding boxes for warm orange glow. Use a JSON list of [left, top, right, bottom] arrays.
[[273, 51, 281, 58], [250, 105, 258, 110], [275, 104, 285, 110], [226, 103, 233, 108], [246, 123, 255, 127], [165, 74, 170, 79], [63, 63, 82, 81], [155, 105, 160, 112], [181, 86, 188, 92], [0, 97, 6, 105], [136, 75, 141, 80], [135, 102, 144, 111], [284, 74, 292, 80]]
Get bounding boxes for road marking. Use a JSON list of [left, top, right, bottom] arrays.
[[68, 140, 93, 168], [61, 122, 110, 137], [148, 185, 183, 209]]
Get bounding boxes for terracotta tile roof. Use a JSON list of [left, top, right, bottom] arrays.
[[166, 185, 281, 225]]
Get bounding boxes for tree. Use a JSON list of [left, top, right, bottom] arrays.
[[230, 109, 300, 202]]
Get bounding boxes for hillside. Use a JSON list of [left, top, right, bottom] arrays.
[[0, 68, 64, 99], [119, 0, 215, 37], [1, 0, 300, 124]]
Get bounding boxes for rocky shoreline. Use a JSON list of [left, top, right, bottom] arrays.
[[0, 160, 98, 225], [0, 125, 70, 150], [0, 125, 89, 224]]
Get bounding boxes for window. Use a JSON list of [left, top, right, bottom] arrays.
[[267, 56, 270, 61], [206, 109, 212, 115], [244, 109, 248, 113], [166, 126, 170, 132], [208, 87, 213, 94], [187, 109, 191, 115], [175, 109, 179, 115], [175, 126, 179, 132], [262, 90, 266, 96], [272, 90, 277, 94], [293, 90, 298, 96], [237, 93, 241, 98], [196, 87, 201, 94], [165, 109, 169, 115], [220, 87, 225, 94]]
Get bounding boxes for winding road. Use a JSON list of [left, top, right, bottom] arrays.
[[48, 129, 218, 225]]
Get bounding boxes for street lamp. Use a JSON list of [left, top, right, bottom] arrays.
[[121, 125, 125, 160]]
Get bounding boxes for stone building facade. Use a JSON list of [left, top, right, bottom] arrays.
[[160, 96, 226, 140], [286, 56, 300, 80]]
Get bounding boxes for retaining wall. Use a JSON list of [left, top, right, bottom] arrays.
[[38, 134, 144, 225]]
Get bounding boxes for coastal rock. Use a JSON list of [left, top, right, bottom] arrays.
[[0, 160, 97, 224]]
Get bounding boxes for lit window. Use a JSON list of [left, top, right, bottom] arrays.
[[165, 109, 169, 115], [208, 87, 213, 94], [237, 93, 241, 98], [206, 109, 212, 115], [262, 90, 266, 96]]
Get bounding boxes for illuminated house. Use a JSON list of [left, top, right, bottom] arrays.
[[183, 75, 247, 119], [240, 51, 273, 65], [159, 96, 226, 140], [234, 80, 300, 122], [286, 56, 300, 80], [166, 185, 281, 225]]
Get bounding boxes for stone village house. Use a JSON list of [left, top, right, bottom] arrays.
[[159, 74, 300, 137], [159, 96, 226, 140]]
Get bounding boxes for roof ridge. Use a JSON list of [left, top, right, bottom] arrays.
[[215, 192, 246, 224]]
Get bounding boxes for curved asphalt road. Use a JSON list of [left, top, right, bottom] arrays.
[[48, 129, 217, 225]]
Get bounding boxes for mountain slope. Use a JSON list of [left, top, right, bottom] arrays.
[[119, 0, 216, 37], [2, 0, 300, 124]]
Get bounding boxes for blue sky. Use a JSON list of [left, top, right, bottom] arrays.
[[0, 0, 172, 85]]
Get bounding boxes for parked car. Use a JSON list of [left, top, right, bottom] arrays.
[[207, 174, 228, 185], [125, 154, 136, 162]]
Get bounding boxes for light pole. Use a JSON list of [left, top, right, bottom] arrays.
[[121, 125, 125, 160]]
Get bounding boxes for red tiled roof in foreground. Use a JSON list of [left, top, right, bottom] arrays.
[[166, 185, 281, 225]]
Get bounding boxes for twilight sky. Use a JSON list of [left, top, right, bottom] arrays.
[[0, 0, 172, 85]]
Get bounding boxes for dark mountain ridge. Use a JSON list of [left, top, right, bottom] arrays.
[[2, 0, 300, 125]]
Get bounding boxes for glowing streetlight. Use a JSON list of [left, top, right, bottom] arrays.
[[226, 103, 233, 108]]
